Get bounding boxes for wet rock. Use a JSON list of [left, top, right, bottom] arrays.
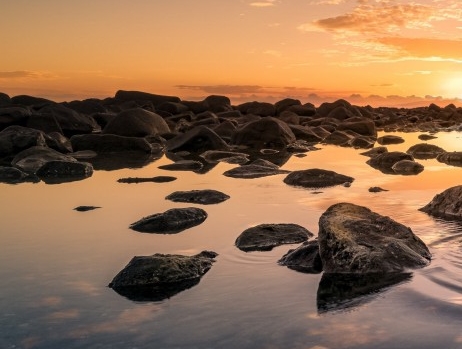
[[0, 126, 48, 159], [337, 117, 377, 137], [223, 159, 290, 179], [283, 168, 354, 189], [318, 202, 431, 273], [391, 159, 424, 175], [200, 150, 249, 164], [289, 125, 324, 143], [130, 207, 207, 234], [369, 186, 389, 193], [366, 151, 414, 174], [12, 146, 77, 173], [166, 126, 230, 153], [278, 240, 323, 273], [406, 143, 446, 159], [166, 189, 230, 205], [118, 176, 177, 183], [46, 132, 73, 153], [108, 251, 217, 301], [286, 140, 319, 153], [74, 206, 100, 212], [70, 134, 156, 153], [36, 160, 93, 183], [103, 108, 170, 137], [418, 134, 437, 141], [436, 152, 462, 167], [158, 160, 203, 172], [322, 130, 353, 146], [0, 166, 30, 184], [231, 117, 296, 149], [235, 223, 313, 252], [377, 135, 405, 145], [419, 185, 462, 220]]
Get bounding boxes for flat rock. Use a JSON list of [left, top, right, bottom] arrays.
[[118, 176, 177, 183], [235, 223, 313, 252], [12, 146, 77, 173], [130, 207, 207, 234], [318, 202, 431, 273], [420, 185, 462, 220], [418, 134, 437, 141], [158, 160, 203, 172], [391, 159, 424, 175], [108, 251, 217, 301], [74, 206, 100, 212], [71, 134, 156, 153], [377, 135, 405, 145], [369, 186, 389, 193], [436, 152, 462, 167], [283, 168, 354, 189], [200, 150, 249, 164], [360, 146, 388, 157], [278, 240, 323, 273], [406, 143, 445, 159], [366, 151, 414, 174], [36, 160, 93, 183], [223, 159, 290, 179], [166, 189, 230, 205], [0, 166, 30, 184], [166, 126, 230, 153]]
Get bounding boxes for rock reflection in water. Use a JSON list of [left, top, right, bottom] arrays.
[[317, 272, 413, 313], [86, 151, 163, 171]]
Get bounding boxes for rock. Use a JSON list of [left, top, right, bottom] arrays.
[[278, 240, 323, 273], [419, 185, 462, 220], [130, 207, 207, 234], [166, 126, 229, 153], [318, 202, 431, 273], [231, 117, 296, 149], [223, 159, 290, 179], [418, 134, 437, 141], [108, 251, 218, 301], [12, 146, 78, 173], [46, 132, 73, 153], [74, 206, 100, 212], [114, 90, 181, 106], [436, 152, 462, 167], [274, 98, 301, 114], [289, 125, 324, 143], [70, 134, 155, 153], [166, 189, 230, 205], [0, 126, 48, 159], [0, 106, 31, 130], [235, 223, 313, 252], [118, 176, 177, 183], [283, 169, 354, 189], [286, 140, 320, 153], [156, 101, 189, 115], [200, 150, 249, 164], [36, 160, 93, 183], [158, 160, 203, 172], [406, 143, 445, 159], [377, 135, 405, 145], [63, 99, 107, 115], [0, 166, 30, 184], [278, 110, 300, 125], [369, 186, 388, 193], [337, 117, 377, 137], [323, 130, 353, 146], [237, 101, 276, 117], [103, 108, 170, 137], [360, 147, 388, 157], [391, 159, 424, 175], [366, 151, 414, 174], [204, 95, 232, 113], [11, 95, 54, 107], [285, 104, 316, 117]]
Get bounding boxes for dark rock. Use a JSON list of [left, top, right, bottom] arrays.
[[223, 159, 290, 179], [391, 159, 424, 175], [158, 160, 203, 172], [418, 134, 437, 141], [200, 150, 249, 164], [323, 130, 353, 146], [317, 99, 361, 118], [70, 134, 155, 153], [25, 112, 63, 134], [204, 95, 232, 113], [36, 160, 93, 183], [114, 90, 181, 106], [118, 176, 177, 183], [130, 207, 207, 234], [166, 126, 229, 153], [235, 223, 313, 252], [87, 151, 162, 171], [348, 135, 375, 149], [63, 99, 107, 115], [318, 202, 431, 273], [0, 92, 11, 106], [166, 189, 230, 205], [366, 151, 414, 174], [74, 206, 100, 212], [0, 126, 48, 160], [289, 125, 324, 143], [231, 117, 296, 149], [236, 101, 276, 117], [103, 108, 170, 137], [285, 104, 316, 116], [278, 111, 300, 125], [283, 168, 354, 189], [317, 272, 413, 314], [46, 132, 73, 153], [436, 152, 462, 167], [377, 135, 405, 145], [12, 146, 78, 173], [0, 106, 31, 130], [156, 101, 189, 115], [108, 251, 218, 301], [420, 185, 462, 220], [11, 95, 55, 107], [337, 117, 377, 137], [360, 146, 388, 157], [278, 240, 322, 273], [369, 186, 389, 192], [274, 98, 301, 114], [406, 143, 446, 159], [286, 140, 320, 153], [0, 166, 30, 184]]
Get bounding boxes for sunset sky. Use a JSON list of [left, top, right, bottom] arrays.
[[1, 0, 462, 106]]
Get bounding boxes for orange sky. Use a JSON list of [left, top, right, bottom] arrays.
[[1, 0, 462, 107]]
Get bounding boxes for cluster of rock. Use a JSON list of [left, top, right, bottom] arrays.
[[2, 90, 461, 184]]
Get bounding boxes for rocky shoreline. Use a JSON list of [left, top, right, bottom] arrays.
[[2, 89, 462, 306]]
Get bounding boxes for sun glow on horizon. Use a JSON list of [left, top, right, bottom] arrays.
[[441, 76, 462, 99]]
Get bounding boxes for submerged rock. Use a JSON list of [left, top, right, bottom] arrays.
[[158, 160, 203, 172], [223, 159, 290, 179], [366, 151, 414, 174], [278, 240, 323, 273], [235, 223, 313, 252], [130, 207, 207, 234], [118, 176, 177, 183], [369, 186, 389, 193], [283, 168, 354, 189], [360, 146, 388, 157], [377, 135, 405, 145], [36, 160, 93, 183], [418, 134, 437, 141], [74, 206, 100, 212], [108, 251, 218, 302], [166, 189, 230, 205], [419, 185, 462, 220], [406, 143, 445, 159], [436, 152, 462, 167], [391, 159, 424, 175], [318, 202, 431, 273]]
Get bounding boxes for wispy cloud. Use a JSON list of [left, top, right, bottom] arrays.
[[0, 70, 56, 79], [249, 0, 278, 7], [176, 84, 265, 94]]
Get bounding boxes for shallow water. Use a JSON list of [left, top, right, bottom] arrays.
[[1, 131, 462, 349]]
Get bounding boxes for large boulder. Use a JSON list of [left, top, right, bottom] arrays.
[[0, 106, 31, 130], [12, 146, 78, 173], [406, 143, 445, 159], [0, 126, 48, 160], [235, 223, 313, 252], [231, 117, 296, 149], [283, 168, 353, 188], [420, 185, 462, 220], [103, 108, 169, 137], [130, 207, 207, 234], [114, 90, 181, 106], [318, 203, 431, 273], [166, 126, 229, 153], [108, 251, 218, 301], [70, 134, 156, 153]]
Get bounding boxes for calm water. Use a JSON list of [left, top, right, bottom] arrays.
[[1, 132, 462, 349]]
